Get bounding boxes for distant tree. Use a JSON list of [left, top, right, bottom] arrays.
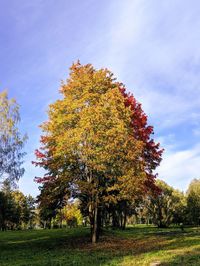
[[0, 91, 27, 186], [60, 200, 82, 228], [37, 178, 69, 229], [26, 195, 37, 228], [187, 178, 200, 225], [0, 183, 20, 230], [34, 62, 163, 243], [145, 180, 186, 228], [0, 182, 35, 230], [1, 193, 12, 230], [12, 191, 36, 229], [172, 189, 187, 225]]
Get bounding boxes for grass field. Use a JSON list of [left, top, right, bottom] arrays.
[[0, 225, 200, 266]]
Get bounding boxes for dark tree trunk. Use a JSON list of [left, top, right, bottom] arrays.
[[92, 203, 98, 244], [112, 210, 120, 228], [122, 210, 127, 230]]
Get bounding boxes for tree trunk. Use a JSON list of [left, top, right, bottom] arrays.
[[122, 210, 127, 230], [112, 210, 120, 228], [92, 203, 98, 244]]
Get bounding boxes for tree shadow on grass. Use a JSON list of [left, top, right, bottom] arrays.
[[0, 227, 199, 266], [0, 227, 168, 265]]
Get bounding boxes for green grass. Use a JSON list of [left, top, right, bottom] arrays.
[[0, 225, 200, 265]]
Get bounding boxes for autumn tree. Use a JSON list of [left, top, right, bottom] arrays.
[[59, 200, 82, 228], [34, 62, 162, 243], [0, 91, 27, 186]]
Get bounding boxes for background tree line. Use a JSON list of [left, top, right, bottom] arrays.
[[135, 178, 200, 228], [37, 177, 200, 230], [1, 177, 199, 231]]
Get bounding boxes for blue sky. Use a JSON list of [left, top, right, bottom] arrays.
[[1, 0, 200, 196]]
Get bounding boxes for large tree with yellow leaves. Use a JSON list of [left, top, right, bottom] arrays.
[[34, 62, 162, 243]]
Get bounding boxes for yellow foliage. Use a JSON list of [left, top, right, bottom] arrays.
[[40, 62, 146, 209]]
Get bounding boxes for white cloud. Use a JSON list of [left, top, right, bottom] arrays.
[[158, 144, 200, 192]]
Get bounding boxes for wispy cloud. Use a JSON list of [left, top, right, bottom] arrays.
[[91, 1, 200, 130], [158, 144, 200, 192]]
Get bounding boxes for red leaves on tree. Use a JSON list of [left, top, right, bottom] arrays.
[[34, 149, 46, 159], [34, 175, 53, 184], [32, 146, 56, 183], [119, 86, 163, 194]]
